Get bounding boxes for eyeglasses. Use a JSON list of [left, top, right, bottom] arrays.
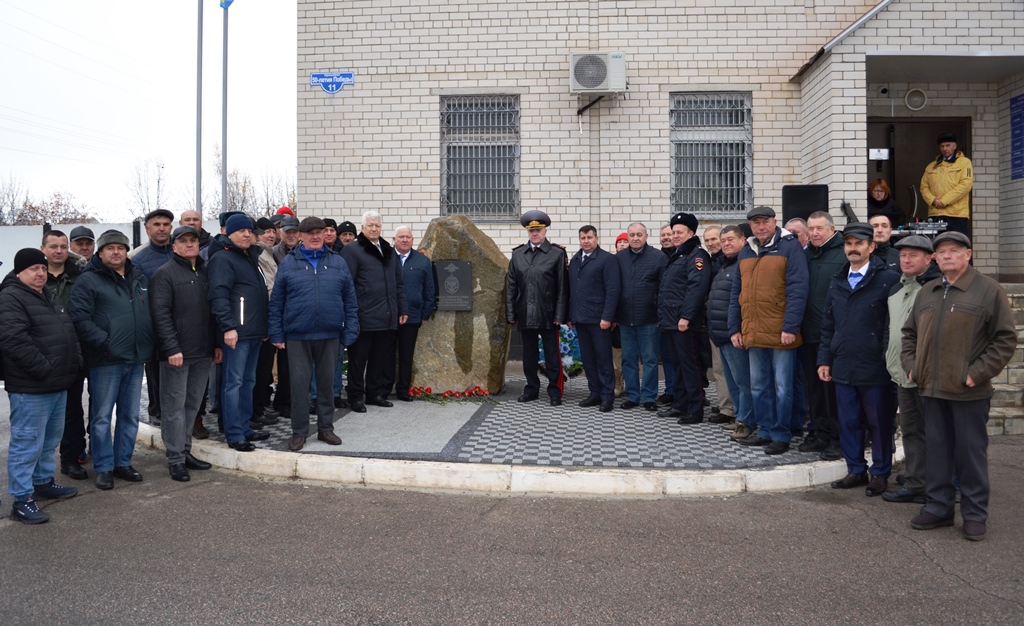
[[871, 189, 886, 195]]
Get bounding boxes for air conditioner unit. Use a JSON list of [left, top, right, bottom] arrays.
[[569, 51, 626, 93]]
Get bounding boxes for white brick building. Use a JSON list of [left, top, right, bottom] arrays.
[[297, 0, 1024, 278]]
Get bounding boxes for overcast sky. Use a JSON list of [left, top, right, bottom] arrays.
[[0, 0, 296, 221]]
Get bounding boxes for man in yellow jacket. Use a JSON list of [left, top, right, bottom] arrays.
[[920, 132, 973, 238]]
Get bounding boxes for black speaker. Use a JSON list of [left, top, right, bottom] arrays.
[[782, 185, 829, 223]]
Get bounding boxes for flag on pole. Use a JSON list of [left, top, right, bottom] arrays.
[[220, 0, 234, 8]]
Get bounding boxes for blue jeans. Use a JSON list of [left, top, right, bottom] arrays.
[[88, 364, 144, 473], [7, 391, 66, 499], [221, 339, 260, 445], [620, 324, 660, 404], [748, 347, 797, 443], [719, 343, 754, 429]]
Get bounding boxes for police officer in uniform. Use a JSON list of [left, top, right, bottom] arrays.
[[656, 212, 713, 424], [506, 210, 570, 406]]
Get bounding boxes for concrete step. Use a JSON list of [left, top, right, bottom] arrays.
[[988, 407, 1024, 436], [991, 384, 1023, 408]]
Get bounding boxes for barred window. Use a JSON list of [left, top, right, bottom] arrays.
[[670, 93, 753, 219], [440, 95, 520, 220]]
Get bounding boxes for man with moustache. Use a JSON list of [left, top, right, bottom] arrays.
[[818, 223, 900, 497]]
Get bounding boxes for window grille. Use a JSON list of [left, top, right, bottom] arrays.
[[670, 93, 753, 219], [440, 95, 520, 220]]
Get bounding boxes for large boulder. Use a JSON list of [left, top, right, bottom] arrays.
[[413, 216, 511, 394]]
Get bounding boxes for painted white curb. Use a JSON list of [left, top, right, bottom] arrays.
[[137, 424, 905, 497]]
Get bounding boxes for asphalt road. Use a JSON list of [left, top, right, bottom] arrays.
[[2, 433, 1023, 624]]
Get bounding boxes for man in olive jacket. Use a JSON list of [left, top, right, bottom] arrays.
[[901, 231, 1016, 541], [506, 210, 569, 406], [69, 230, 154, 490]]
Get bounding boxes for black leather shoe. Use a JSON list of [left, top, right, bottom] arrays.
[[643, 402, 657, 411], [248, 419, 264, 431], [620, 400, 640, 409], [192, 422, 210, 439], [369, 395, 394, 408], [350, 401, 367, 413], [657, 408, 685, 418], [517, 393, 538, 403], [798, 434, 828, 453], [396, 393, 414, 402], [95, 471, 114, 490], [60, 462, 88, 480], [910, 511, 954, 530], [334, 397, 347, 409], [708, 412, 733, 424], [738, 435, 771, 447], [882, 487, 927, 504], [229, 441, 256, 452], [599, 400, 614, 413], [246, 431, 270, 442], [263, 408, 281, 418], [549, 397, 562, 406], [831, 473, 868, 489], [656, 393, 674, 406], [169, 464, 190, 482], [578, 396, 601, 408], [676, 414, 702, 425], [112, 466, 143, 482], [258, 412, 280, 426], [819, 445, 843, 461], [764, 441, 790, 455], [184, 453, 212, 471]]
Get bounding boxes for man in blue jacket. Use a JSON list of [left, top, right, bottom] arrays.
[[207, 214, 271, 452], [615, 223, 667, 411], [818, 222, 900, 496], [69, 230, 155, 490], [269, 217, 359, 452], [392, 225, 435, 402], [569, 225, 621, 412]]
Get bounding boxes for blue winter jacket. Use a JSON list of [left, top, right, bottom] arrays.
[[132, 242, 174, 279], [268, 244, 360, 345], [400, 249, 436, 325], [615, 243, 666, 327]]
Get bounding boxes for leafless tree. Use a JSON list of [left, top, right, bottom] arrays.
[[125, 159, 166, 219], [211, 144, 258, 217], [15, 191, 98, 225], [0, 173, 29, 225], [256, 171, 296, 217]]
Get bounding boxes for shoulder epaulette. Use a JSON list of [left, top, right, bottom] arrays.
[[512, 243, 526, 251]]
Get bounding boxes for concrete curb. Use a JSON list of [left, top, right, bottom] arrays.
[[137, 424, 905, 497]]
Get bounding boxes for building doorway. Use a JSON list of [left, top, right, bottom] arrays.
[[866, 117, 971, 223]]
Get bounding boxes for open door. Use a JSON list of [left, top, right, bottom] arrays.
[[866, 118, 971, 223]]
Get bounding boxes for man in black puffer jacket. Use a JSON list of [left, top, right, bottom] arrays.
[[207, 214, 270, 452], [339, 210, 408, 413], [0, 248, 83, 524], [150, 226, 219, 482], [69, 230, 154, 491], [656, 212, 712, 425]]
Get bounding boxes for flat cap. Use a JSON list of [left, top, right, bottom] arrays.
[[279, 215, 300, 232], [69, 225, 95, 241], [144, 208, 175, 223], [520, 210, 551, 230], [299, 216, 327, 233], [842, 222, 874, 241], [170, 225, 199, 242], [746, 205, 776, 220], [669, 212, 699, 233], [894, 234, 934, 253], [932, 231, 971, 249]]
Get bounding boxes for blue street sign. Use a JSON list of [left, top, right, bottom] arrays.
[[220, 0, 234, 9], [310, 72, 355, 94]]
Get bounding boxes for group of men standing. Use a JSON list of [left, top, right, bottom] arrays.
[[1, 208, 436, 524], [505, 197, 1015, 540]]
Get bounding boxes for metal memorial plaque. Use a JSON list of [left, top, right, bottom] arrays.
[[435, 260, 472, 311]]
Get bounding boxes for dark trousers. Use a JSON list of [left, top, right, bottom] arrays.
[[921, 396, 990, 523], [520, 326, 562, 400], [801, 342, 838, 443], [347, 329, 397, 401], [576, 323, 615, 401], [395, 322, 421, 396], [897, 386, 927, 492], [941, 216, 971, 239], [835, 382, 895, 477], [273, 345, 291, 416], [145, 360, 161, 419], [59, 370, 87, 465], [660, 331, 676, 395], [287, 339, 339, 437], [254, 340, 277, 413], [668, 328, 703, 416]]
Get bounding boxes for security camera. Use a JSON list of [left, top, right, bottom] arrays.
[[878, 86, 890, 97]]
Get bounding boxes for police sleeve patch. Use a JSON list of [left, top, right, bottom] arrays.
[[694, 258, 705, 271]]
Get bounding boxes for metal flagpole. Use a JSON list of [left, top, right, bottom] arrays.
[[221, 1, 231, 213], [196, 0, 203, 215]]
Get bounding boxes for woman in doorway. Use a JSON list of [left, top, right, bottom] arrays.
[[867, 178, 905, 227]]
